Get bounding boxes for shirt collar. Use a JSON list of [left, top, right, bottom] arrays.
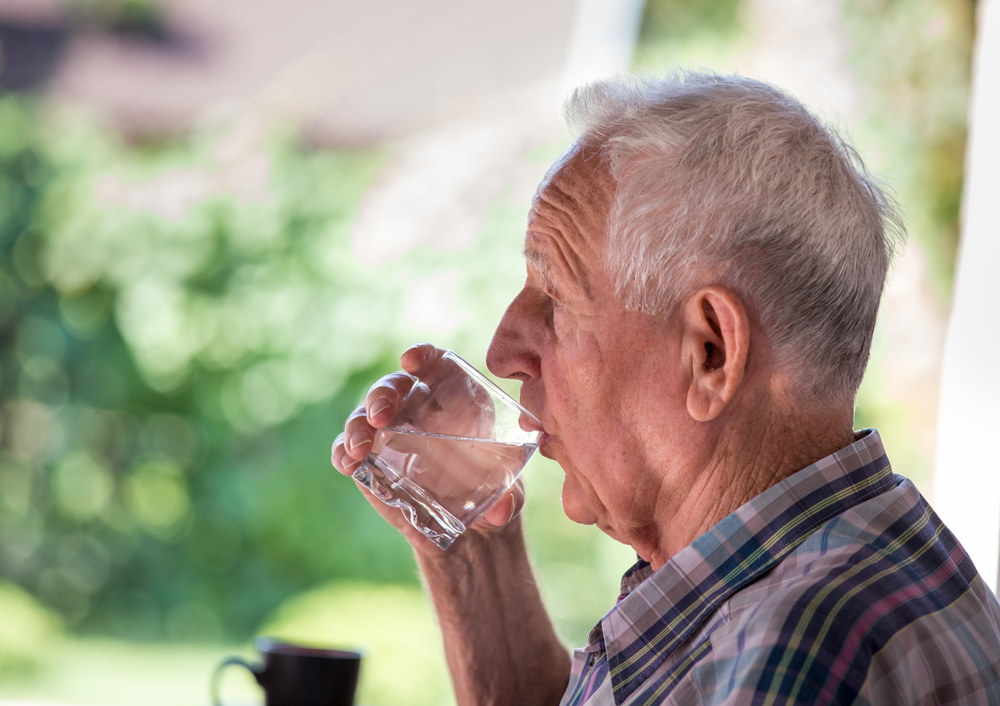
[[600, 429, 893, 705]]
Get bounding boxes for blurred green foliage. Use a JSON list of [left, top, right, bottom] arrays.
[[0, 95, 426, 644], [640, 0, 741, 43], [0, 1, 977, 702], [0, 637, 263, 706], [842, 0, 974, 299], [0, 90, 634, 681], [635, 0, 744, 70], [61, 0, 166, 35], [262, 582, 454, 706], [841, 0, 974, 492], [0, 582, 62, 674]]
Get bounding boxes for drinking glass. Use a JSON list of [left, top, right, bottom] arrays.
[[352, 351, 540, 549]]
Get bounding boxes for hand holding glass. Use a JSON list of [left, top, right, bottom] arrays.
[[352, 351, 540, 549]]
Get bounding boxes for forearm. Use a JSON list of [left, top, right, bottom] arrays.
[[416, 517, 570, 706]]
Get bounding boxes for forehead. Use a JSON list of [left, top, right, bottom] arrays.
[[524, 141, 615, 299]]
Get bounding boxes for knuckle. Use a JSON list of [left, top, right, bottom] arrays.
[[347, 407, 369, 425]]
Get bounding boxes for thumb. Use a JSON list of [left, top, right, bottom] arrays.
[[482, 482, 525, 527]]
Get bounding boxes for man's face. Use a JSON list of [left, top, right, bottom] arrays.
[[486, 142, 694, 550]]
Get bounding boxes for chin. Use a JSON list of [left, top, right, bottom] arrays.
[[600, 528, 624, 545], [560, 480, 599, 527]]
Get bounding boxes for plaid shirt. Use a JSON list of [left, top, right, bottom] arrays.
[[560, 430, 1000, 705]]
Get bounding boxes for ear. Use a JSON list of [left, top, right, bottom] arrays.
[[681, 286, 750, 422]]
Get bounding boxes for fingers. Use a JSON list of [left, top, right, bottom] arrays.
[[357, 344, 446, 430], [364, 371, 418, 428], [331, 434, 358, 475], [333, 343, 528, 552], [332, 345, 436, 478], [332, 397, 383, 475], [331, 434, 354, 475], [481, 479, 525, 528], [400, 343, 446, 375], [338, 405, 374, 461]]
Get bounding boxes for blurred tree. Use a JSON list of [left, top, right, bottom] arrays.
[[634, 0, 744, 68], [61, 0, 166, 37], [0, 0, 975, 665], [0, 96, 426, 642], [641, 0, 741, 41], [842, 0, 975, 298], [0, 85, 633, 666]]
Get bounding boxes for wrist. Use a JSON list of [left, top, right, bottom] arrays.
[[414, 516, 527, 619], [415, 514, 524, 577]]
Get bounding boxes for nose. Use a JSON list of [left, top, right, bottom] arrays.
[[486, 287, 542, 382]]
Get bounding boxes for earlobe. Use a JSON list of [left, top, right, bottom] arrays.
[[683, 287, 750, 422]]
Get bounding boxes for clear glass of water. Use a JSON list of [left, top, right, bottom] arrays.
[[352, 351, 540, 549]]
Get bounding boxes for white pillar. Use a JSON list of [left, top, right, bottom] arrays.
[[934, 0, 1000, 593], [562, 0, 645, 91]]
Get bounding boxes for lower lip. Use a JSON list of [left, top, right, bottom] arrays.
[[538, 432, 552, 456]]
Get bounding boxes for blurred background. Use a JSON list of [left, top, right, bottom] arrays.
[[0, 0, 984, 704]]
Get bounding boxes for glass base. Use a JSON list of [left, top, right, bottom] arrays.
[[353, 457, 466, 550]]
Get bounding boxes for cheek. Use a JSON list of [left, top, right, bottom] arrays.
[[547, 332, 625, 468], [552, 314, 608, 401]]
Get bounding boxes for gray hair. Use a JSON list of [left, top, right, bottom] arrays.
[[566, 71, 905, 402]]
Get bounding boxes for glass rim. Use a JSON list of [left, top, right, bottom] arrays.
[[441, 350, 542, 430]]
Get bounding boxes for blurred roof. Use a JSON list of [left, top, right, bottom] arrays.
[[0, 0, 578, 143]]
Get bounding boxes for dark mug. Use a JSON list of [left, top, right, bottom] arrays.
[[212, 637, 362, 706]]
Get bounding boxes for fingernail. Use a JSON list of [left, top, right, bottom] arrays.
[[368, 399, 391, 421], [349, 429, 372, 452]]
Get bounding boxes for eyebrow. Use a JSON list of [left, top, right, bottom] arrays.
[[522, 245, 566, 301]]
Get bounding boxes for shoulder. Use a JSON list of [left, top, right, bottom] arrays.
[[689, 484, 1000, 705]]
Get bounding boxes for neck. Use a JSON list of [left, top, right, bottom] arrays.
[[640, 396, 856, 569]]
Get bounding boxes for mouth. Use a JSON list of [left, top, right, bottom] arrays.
[[517, 403, 544, 429], [538, 431, 554, 458]]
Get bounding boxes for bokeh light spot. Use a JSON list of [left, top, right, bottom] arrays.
[[51, 452, 114, 521], [125, 460, 190, 538]]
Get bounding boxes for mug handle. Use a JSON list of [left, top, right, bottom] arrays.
[[211, 656, 264, 706]]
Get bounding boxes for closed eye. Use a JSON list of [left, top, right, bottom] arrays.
[[541, 291, 560, 327]]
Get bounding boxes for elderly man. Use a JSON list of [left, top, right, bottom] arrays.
[[332, 72, 1000, 705]]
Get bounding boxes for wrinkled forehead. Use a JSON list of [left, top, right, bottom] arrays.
[[530, 139, 617, 239], [536, 139, 614, 199], [524, 139, 617, 300]]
